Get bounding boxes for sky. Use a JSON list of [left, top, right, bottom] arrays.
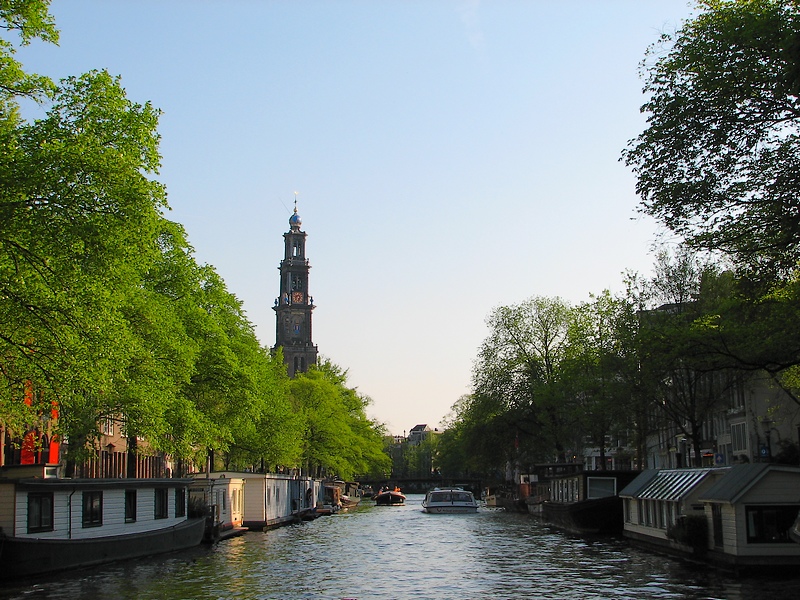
[[16, 0, 696, 435]]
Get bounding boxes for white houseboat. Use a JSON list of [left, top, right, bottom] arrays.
[[0, 466, 203, 580], [189, 473, 247, 541], [620, 464, 800, 573], [233, 472, 320, 529]]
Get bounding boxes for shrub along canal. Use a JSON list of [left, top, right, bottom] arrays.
[[1, 494, 798, 599]]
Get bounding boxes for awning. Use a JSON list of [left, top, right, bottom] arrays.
[[632, 468, 714, 501]]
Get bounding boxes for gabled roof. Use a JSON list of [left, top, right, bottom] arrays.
[[619, 468, 718, 501], [699, 463, 800, 504]]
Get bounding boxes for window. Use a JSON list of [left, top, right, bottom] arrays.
[[746, 505, 800, 543], [154, 489, 169, 519], [27, 492, 54, 533], [125, 489, 137, 523], [731, 422, 748, 453], [175, 488, 186, 518], [587, 477, 616, 499], [101, 418, 114, 436], [82, 491, 103, 528], [712, 504, 723, 547]]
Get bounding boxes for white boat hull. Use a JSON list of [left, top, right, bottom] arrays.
[[423, 505, 478, 514]]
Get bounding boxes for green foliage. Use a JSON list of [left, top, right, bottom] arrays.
[[624, 0, 800, 281], [472, 296, 575, 465], [289, 359, 390, 479], [0, 0, 57, 113], [0, 69, 169, 450]]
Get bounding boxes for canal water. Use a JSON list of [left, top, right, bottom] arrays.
[[2, 494, 799, 599]]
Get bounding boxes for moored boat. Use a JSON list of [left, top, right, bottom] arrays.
[[316, 484, 342, 515], [0, 475, 204, 580], [422, 487, 478, 514], [340, 494, 360, 509], [374, 486, 405, 506]]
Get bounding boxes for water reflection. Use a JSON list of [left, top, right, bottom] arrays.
[[1, 495, 798, 599]]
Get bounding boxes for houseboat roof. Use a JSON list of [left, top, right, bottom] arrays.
[[619, 468, 718, 501], [699, 463, 800, 504], [0, 478, 195, 490]]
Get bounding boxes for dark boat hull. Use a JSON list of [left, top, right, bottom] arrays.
[[541, 496, 623, 534], [0, 517, 205, 580], [374, 491, 405, 505]]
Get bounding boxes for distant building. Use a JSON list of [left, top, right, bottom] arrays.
[[407, 424, 433, 446], [272, 201, 318, 377]]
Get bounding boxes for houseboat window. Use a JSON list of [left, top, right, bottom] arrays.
[[82, 491, 103, 528], [745, 505, 800, 544], [154, 489, 169, 519], [624, 499, 631, 523], [660, 502, 669, 529], [638, 499, 644, 525], [587, 477, 616, 499], [125, 489, 137, 523], [175, 488, 186, 518], [27, 492, 54, 533]]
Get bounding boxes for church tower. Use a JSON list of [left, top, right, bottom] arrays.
[[273, 201, 318, 377]]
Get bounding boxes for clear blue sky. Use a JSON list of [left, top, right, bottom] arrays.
[[19, 0, 695, 435]]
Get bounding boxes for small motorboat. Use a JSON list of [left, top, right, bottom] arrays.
[[422, 488, 479, 514], [374, 486, 406, 506]]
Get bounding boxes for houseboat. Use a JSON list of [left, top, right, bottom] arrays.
[[233, 472, 319, 530], [534, 466, 641, 534], [620, 464, 800, 573], [0, 467, 203, 580], [422, 488, 478, 514], [189, 473, 247, 542]]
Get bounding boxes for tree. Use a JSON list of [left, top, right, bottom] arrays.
[[0, 0, 57, 112], [289, 359, 389, 480], [1, 69, 169, 453], [565, 291, 637, 470], [637, 251, 737, 467], [623, 0, 800, 281], [473, 296, 575, 464]]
